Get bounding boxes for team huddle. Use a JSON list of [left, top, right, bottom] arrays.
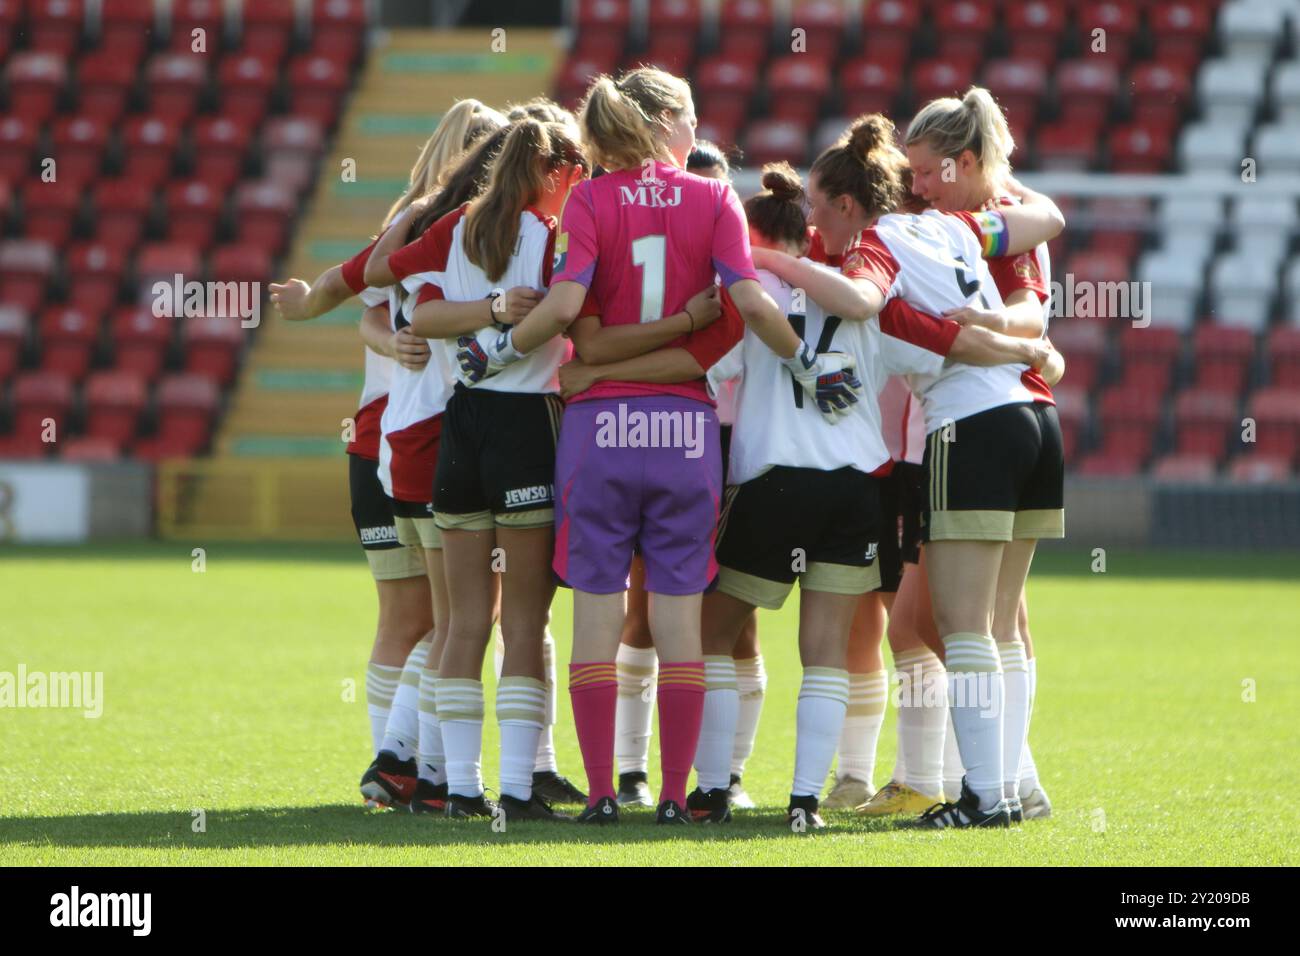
[[270, 65, 1067, 829]]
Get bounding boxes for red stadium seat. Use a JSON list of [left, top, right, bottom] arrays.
[[0, 115, 37, 183], [1074, 2, 1139, 65], [767, 55, 832, 127], [1035, 121, 1099, 170], [234, 181, 294, 258], [66, 242, 127, 315], [193, 116, 253, 189], [574, 0, 631, 58], [860, 0, 918, 71], [1173, 388, 1238, 460], [153, 373, 220, 454], [1151, 453, 1217, 481], [789, 1, 847, 61], [218, 54, 278, 127], [1084, 197, 1150, 264], [0, 240, 57, 312], [1268, 327, 1300, 388], [718, 0, 775, 62], [210, 245, 271, 285], [1129, 62, 1192, 132], [240, 0, 296, 62], [261, 117, 326, 196], [50, 115, 109, 185], [933, 1, 994, 68], [1006, 0, 1067, 66], [1076, 451, 1143, 476], [696, 55, 760, 140], [1108, 121, 1174, 173], [288, 54, 351, 129], [1056, 59, 1119, 127], [910, 59, 979, 106], [645, 0, 701, 68], [77, 52, 138, 123], [38, 306, 100, 381], [101, 0, 156, 58], [1192, 324, 1254, 394], [28, 0, 85, 57], [1045, 322, 1105, 391], [0, 305, 26, 381], [83, 369, 148, 445], [22, 180, 83, 249], [5, 52, 68, 125], [135, 243, 203, 294], [165, 180, 225, 252], [111, 307, 173, 382], [1247, 387, 1300, 464], [1151, 1, 1214, 74], [13, 371, 74, 441], [1098, 384, 1162, 464], [982, 59, 1048, 133], [121, 116, 183, 185], [838, 58, 902, 117], [60, 436, 125, 462], [145, 53, 209, 125], [555, 51, 616, 109], [1227, 454, 1293, 483], [0, 435, 51, 459], [94, 178, 155, 249], [743, 120, 813, 167], [1117, 326, 1181, 393], [170, 0, 225, 54], [310, 0, 367, 64], [184, 316, 245, 385]]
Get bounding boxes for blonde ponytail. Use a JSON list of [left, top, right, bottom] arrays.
[[579, 68, 692, 171], [905, 86, 1014, 184]]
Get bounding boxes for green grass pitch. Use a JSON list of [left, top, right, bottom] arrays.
[[1, 542, 1297, 866]]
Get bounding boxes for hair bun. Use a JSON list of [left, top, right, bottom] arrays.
[[760, 162, 803, 201], [847, 114, 896, 160]]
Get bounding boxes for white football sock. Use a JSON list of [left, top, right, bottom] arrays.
[[943, 632, 1004, 811], [381, 639, 430, 760], [894, 646, 946, 796], [1020, 656, 1041, 796], [731, 654, 766, 777], [792, 667, 849, 798], [497, 676, 546, 801], [437, 677, 485, 797], [836, 669, 887, 785], [416, 667, 446, 785], [614, 644, 657, 775], [365, 662, 401, 754], [694, 656, 738, 791], [533, 630, 559, 773], [998, 640, 1030, 801]]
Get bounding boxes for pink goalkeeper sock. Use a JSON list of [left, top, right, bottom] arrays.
[[656, 661, 706, 807], [569, 662, 618, 806]]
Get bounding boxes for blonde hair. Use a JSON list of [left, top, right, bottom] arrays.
[[382, 99, 508, 228], [579, 67, 692, 171], [810, 114, 908, 221], [905, 86, 1014, 185], [506, 97, 576, 126], [463, 120, 587, 282]]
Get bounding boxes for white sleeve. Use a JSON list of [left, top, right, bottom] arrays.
[[706, 342, 744, 400]]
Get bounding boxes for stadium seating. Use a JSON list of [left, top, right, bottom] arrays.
[[0, 0, 357, 460]]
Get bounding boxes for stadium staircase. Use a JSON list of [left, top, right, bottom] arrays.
[[174, 28, 561, 539]]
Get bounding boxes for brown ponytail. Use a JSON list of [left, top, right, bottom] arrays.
[[744, 162, 808, 248], [463, 120, 587, 282], [809, 113, 907, 221], [579, 67, 692, 171]]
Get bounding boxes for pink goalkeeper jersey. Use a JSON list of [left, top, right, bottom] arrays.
[[552, 160, 759, 403]]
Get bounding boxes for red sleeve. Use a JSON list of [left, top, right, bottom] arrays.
[[676, 287, 744, 371], [987, 251, 1047, 301], [340, 238, 377, 293], [878, 298, 961, 356], [389, 206, 463, 282], [839, 229, 899, 297], [416, 283, 445, 305], [541, 221, 558, 287]]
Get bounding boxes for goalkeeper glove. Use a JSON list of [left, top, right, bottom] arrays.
[[456, 327, 522, 384], [782, 341, 863, 424]]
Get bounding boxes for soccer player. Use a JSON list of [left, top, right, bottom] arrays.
[[456, 67, 856, 824], [905, 87, 1060, 819], [692, 157, 1057, 828], [610, 140, 766, 810], [754, 114, 1066, 827], [370, 119, 589, 821]]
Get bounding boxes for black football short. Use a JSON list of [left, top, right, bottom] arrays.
[[348, 453, 425, 579], [433, 384, 564, 531], [874, 460, 926, 592], [715, 465, 882, 609], [922, 401, 1065, 543]]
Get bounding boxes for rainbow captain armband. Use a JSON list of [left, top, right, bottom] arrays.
[[971, 210, 1010, 258]]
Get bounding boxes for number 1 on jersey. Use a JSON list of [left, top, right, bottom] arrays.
[[631, 234, 666, 324]]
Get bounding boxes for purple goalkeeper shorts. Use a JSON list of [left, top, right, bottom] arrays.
[[553, 395, 721, 595]]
